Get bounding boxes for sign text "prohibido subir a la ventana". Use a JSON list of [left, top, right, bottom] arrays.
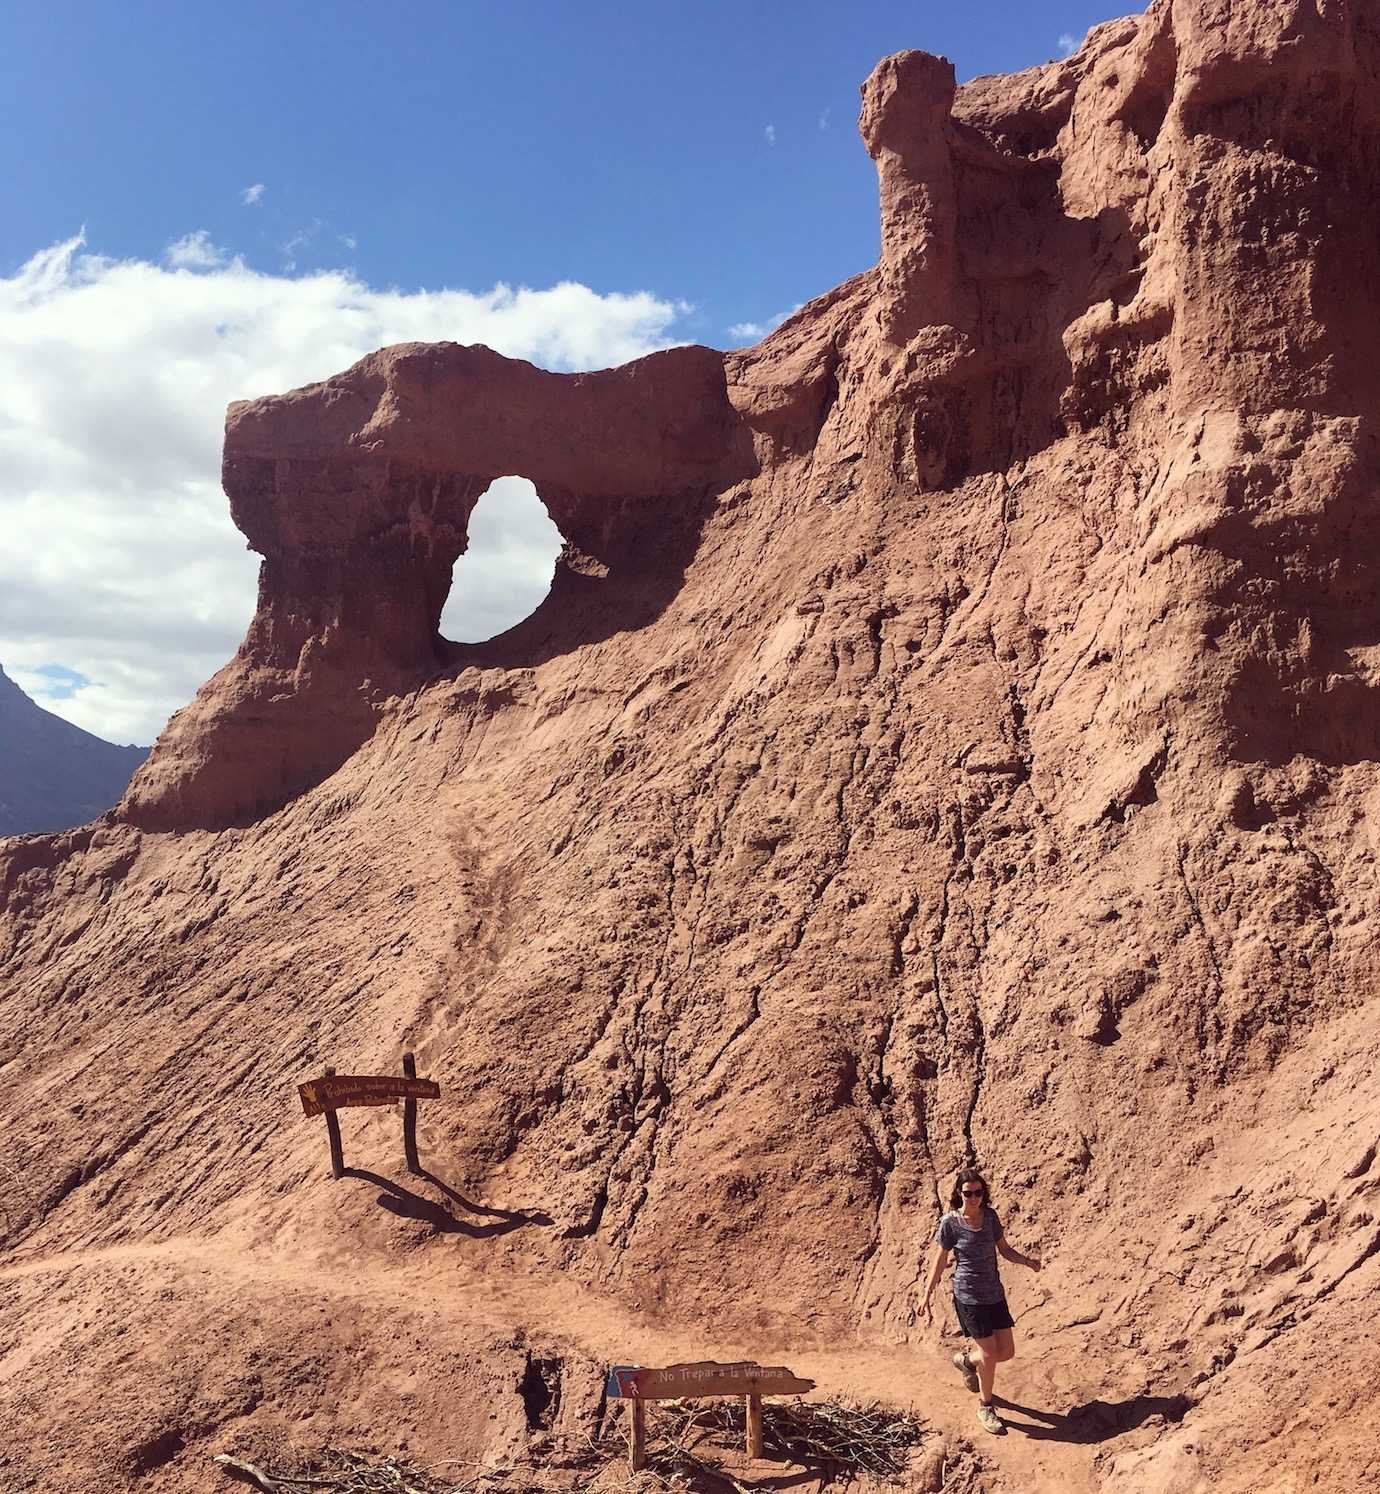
[[297, 1055, 440, 1179], [298, 1073, 440, 1115]]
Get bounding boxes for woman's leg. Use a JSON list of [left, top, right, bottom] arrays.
[[991, 1327, 1016, 1365], [967, 1333, 998, 1401]]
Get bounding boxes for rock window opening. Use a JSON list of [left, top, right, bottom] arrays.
[[439, 476, 564, 643]]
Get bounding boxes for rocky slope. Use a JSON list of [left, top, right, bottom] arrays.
[[0, 664, 147, 836], [3, 2, 1379, 1491]]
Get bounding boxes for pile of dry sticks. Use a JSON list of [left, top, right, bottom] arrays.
[[212, 1398, 930, 1492], [213, 1448, 501, 1493], [643, 1397, 928, 1484]]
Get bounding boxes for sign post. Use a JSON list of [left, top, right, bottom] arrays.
[[630, 1399, 647, 1472], [323, 1065, 345, 1180], [402, 1051, 421, 1175], [605, 1361, 814, 1472], [298, 1058, 442, 1178], [747, 1390, 764, 1458]]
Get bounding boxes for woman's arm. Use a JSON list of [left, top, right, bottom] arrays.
[[919, 1244, 951, 1322], [997, 1236, 1042, 1270]]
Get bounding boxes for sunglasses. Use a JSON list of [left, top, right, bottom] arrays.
[[961, 1188, 984, 1197]]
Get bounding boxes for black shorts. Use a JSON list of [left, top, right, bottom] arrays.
[[955, 1295, 1015, 1340]]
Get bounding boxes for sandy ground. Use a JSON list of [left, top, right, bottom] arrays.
[[3, 1002, 1375, 1492]]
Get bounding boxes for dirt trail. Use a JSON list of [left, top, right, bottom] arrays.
[[0, 1231, 1103, 1491]]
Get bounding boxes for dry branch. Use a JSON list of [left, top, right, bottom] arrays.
[[211, 1398, 929, 1494]]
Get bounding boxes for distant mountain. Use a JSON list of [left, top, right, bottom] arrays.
[[0, 664, 149, 836]]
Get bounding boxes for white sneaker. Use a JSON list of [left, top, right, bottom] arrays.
[[952, 1350, 979, 1393]]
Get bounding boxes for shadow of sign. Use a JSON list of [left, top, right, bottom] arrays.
[[342, 1168, 552, 1239]]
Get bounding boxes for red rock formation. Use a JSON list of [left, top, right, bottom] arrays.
[[126, 343, 751, 829], [4, 3, 1379, 1491]]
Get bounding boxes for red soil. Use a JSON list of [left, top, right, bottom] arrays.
[[3, 2, 1378, 1489]]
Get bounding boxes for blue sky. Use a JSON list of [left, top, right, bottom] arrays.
[[1, 1, 1137, 747], [5, 0, 1130, 334]]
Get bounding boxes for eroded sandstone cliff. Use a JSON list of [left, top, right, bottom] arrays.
[[3, 3, 1378, 1490]]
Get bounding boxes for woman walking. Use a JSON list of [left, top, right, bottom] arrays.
[[920, 1168, 1041, 1434]]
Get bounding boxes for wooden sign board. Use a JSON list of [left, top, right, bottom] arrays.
[[605, 1361, 815, 1400], [299, 1073, 440, 1117]]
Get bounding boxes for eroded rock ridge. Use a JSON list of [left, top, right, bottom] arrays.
[[4, 3, 1378, 1490]]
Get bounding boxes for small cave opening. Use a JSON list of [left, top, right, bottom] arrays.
[[519, 1354, 563, 1430], [129, 1428, 186, 1477], [439, 476, 564, 644]]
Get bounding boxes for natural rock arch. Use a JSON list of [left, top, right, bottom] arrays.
[[124, 343, 756, 829]]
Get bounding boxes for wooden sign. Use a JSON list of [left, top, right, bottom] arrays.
[[298, 1073, 441, 1116], [299, 1055, 439, 1179], [606, 1361, 814, 1472], [606, 1361, 814, 1400]]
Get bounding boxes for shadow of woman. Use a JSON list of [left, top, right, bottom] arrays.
[[993, 1392, 1190, 1444]]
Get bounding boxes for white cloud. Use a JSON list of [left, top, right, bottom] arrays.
[[165, 230, 228, 270], [1058, 32, 1079, 57], [0, 233, 691, 744], [339, 233, 358, 251], [281, 219, 321, 272], [8, 662, 89, 704], [440, 477, 562, 644], [818, 107, 831, 132], [241, 183, 266, 206], [764, 124, 777, 147], [726, 303, 802, 346]]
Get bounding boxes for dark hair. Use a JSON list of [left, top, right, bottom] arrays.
[[948, 1168, 991, 1213]]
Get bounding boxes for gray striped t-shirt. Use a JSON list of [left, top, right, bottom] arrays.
[[936, 1208, 1005, 1304]]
